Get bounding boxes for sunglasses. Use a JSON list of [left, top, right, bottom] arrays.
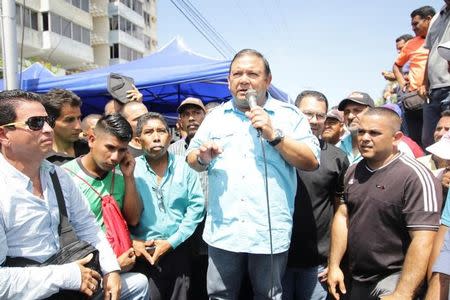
[[0, 116, 55, 131]]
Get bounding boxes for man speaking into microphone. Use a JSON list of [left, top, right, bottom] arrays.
[[187, 49, 320, 299]]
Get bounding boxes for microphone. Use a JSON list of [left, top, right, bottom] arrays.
[[245, 89, 258, 109], [245, 89, 261, 136]]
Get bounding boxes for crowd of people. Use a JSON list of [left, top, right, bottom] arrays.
[[1, 2, 450, 300]]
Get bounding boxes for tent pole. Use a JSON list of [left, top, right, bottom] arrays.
[[1, 0, 19, 90]]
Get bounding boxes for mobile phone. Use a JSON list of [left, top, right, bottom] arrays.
[[145, 246, 156, 253]]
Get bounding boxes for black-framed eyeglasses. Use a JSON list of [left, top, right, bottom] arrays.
[[0, 116, 55, 131], [303, 111, 326, 121], [152, 186, 166, 213]]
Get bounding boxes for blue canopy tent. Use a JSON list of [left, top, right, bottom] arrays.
[[0, 62, 55, 91], [6, 37, 290, 122]]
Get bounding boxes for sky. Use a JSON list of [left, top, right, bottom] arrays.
[[157, 0, 443, 107]]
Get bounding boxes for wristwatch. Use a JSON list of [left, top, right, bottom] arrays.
[[197, 155, 209, 167], [268, 129, 284, 146]]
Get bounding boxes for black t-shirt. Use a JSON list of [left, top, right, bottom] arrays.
[[345, 153, 442, 283], [288, 140, 349, 268], [46, 139, 90, 166]]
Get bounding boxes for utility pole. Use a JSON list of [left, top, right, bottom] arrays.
[[1, 0, 19, 90]]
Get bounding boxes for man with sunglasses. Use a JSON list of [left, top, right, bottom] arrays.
[[0, 90, 121, 299], [42, 89, 89, 165], [131, 112, 205, 300]]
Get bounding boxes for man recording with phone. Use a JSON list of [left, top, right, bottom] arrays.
[[186, 49, 320, 299]]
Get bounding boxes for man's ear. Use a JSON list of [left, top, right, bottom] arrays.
[[88, 132, 96, 148], [393, 130, 404, 146], [0, 127, 10, 148]]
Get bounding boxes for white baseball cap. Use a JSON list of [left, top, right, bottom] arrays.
[[426, 131, 450, 160]]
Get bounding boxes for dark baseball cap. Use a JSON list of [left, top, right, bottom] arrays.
[[338, 91, 375, 111]]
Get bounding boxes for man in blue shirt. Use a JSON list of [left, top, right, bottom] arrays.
[[187, 49, 320, 299], [132, 112, 205, 300], [338, 91, 375, 164]]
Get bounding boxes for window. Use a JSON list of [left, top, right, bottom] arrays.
[[61, 18, 71, 38], [51, 13, 61, 34], [143, 11, 150, 26], [119, 0, 143, 15], [110, 43, 119, 59], [43, 12, 49, 31], [47, 13, 90, 45], [82, 27, 90, 45], [15, 4, 39, 30], [144, 35, 151, 49], [110, 43, 142, 61], [73, 24, 82, 42], [113, 15, 143, 40], [81, 0, 89, 12], [110, 15, 118, 30]]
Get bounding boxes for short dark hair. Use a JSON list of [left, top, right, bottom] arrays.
[[441, 110, 450, 117], [136, 112, 169, 136], [363, 107, 401, 132], [230, 49, 271, 77], [295, 90, 329, 111], [42, 89, 82, 120], [396, 34, 414, 43], [411, 6, 436, 19], [95, 113, 132, 142], [0, 89, 43, 126]]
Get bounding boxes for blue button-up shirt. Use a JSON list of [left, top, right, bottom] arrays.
[[188, 97, 320, 254], [132, 153, 205, 249], [0, 154, 119, 300]]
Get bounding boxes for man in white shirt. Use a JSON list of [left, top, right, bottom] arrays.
[[0, 90, 121, 299]]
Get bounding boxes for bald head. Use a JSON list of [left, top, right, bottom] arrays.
[[362, 107, 401, 133], [121, 101, 148, 137], [81, 114, 102, 139]]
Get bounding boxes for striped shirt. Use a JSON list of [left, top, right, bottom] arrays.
[[344, 153, 442, 283]]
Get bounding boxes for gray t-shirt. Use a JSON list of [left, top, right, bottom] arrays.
[[425, 5, 450, 89]]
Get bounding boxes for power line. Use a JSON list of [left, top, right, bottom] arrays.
[[169, 0, 235, 59]]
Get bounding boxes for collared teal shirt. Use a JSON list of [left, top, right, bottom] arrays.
[[339, 134, 362, 164], [187, 97, 320, 254], [132, 152, 205, 249]]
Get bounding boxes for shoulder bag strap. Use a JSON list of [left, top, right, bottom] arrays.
[[50, 171, 78, 247]]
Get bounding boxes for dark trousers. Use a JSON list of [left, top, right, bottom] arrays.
[[132, 242, 191, 300], [404, 109, 423, 148], [422, 87, 450, 148]]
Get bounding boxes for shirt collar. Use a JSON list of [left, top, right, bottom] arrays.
[[0, 154, 55, 189], [224, 94, 277, 114], [142, 151, 175, 175]]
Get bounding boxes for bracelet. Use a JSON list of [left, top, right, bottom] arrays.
[[197, 156, 209, 167]]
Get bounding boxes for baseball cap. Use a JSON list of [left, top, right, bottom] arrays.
[[177, 97, 206, 113], [382, 103, 402, 118], [438, 41, 450, 61], [426, 131, 450, 160], [338, 91, 375, 111], [325, 109, 344, 123], [107, 73, 135, 104]]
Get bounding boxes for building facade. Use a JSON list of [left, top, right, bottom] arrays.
[[0, 0, 157, 72]]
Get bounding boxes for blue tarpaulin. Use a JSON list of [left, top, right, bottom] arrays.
[[2, 37, 290, 121]]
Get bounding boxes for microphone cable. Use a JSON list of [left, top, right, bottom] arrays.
[[257, 131, 275, 299]]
